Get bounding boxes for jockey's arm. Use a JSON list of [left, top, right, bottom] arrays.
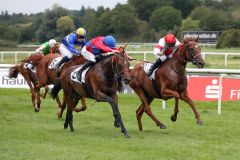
[[67, 36, 81, 55], [94, 41, 113, 53], [35, 45, 44, 54], [153, 44, 164, 58]]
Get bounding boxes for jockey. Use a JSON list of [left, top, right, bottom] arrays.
[[147, 33, 181, 76], [25, 39, 58, 70], [76, 35, 119, 81], [55, 27, 87, 72], [35, 39, 58, 55]]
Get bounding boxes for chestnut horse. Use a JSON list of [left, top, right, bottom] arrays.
[[22, 53, 87, 114], [129, 37, 205, 131], [8, 62, 49, 112], [51, 47, 131, 138]]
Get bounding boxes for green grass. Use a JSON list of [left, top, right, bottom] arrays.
[[0, 88, 240, 160]]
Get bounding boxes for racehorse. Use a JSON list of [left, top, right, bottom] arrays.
[[8, 61, 49, 112], [129, 37, 205, 131], [21, 53, 87, 114], [50, 46, 132, 138]]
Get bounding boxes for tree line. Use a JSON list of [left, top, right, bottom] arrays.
[[0, 0, 240, 48]]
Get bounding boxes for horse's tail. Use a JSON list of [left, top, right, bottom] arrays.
[[20, 54, 43, 66], [51, 78, 62, 99], [8, 65, 20, 78]]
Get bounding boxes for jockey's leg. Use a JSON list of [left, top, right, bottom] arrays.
[[77, 46, 96, 81], [77, 60, 95, 81], [55, 56, 70, 72], [147, 55, 166, 76], [56, 44, 72, 73]]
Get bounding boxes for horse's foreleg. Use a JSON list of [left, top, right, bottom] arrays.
[[109, 94, 130, 138], [64, 91, 75, 131], [180, 91, 203, 126], [162, 89, 180, 99], [171, 98, 179, 122]]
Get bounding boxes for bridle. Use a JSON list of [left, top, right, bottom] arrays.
[[177, 41, 201, 64], [111, 52, 129, 81]]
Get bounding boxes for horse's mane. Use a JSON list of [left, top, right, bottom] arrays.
[[183, 37, 198, 43], [20, 54, 44, 66]]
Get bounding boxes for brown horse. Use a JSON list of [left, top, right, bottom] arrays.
[[51, 47, 131, 138], [8, 62, 49, 112], [21, 53, 87, 114], [129, 37, 205, 131]]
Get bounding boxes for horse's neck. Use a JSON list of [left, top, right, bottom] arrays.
[[171, 49, 187, 73], [100, 57, 115, 79]]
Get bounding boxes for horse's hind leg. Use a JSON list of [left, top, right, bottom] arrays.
[[180, 91, 203, 125], [133, 87, 166, 130], [171, 98, 179, 122], [72, 97, 87, 112], [57, 95, 66, 118], [40, 85, 49, 99], [136, 104, 144, 131]]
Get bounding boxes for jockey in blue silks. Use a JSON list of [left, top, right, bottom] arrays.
[[55, 27, 87, 72]]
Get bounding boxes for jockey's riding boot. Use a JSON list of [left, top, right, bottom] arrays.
[[77, 60, 95, 82], [147, 58, 163, 77], [55, 56, 70, 73]]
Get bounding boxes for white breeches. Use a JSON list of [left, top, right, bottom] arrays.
[[59, 44, 73, 59], [81, 46, 96, 62]]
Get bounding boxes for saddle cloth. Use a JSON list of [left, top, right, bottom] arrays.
[[48, 57, 62, 69], [23, 63, 36, 73], [70, 65, 91, 83], [142, 63, 156, 79]]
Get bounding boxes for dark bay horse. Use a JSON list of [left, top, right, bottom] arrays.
[[21, 53, 87, 114], [129, 37, 205, 131], [51, 47, 131, 138], [8, 62, 49, 112]]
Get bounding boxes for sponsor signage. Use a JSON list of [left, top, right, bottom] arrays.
[[183, 31, 220, 44], [0, 69, 29, 88], [188, 76, 240, 101], [1, 68, 240, 101]]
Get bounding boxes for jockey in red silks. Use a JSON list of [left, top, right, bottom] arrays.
[[77, 35, 119, 81], [147, 33, 181, 76]]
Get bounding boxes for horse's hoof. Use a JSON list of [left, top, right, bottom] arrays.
[[34, 108, 40, 112], [114, 121, 120, 128], [57, 109, 62, 118], [197, 120, 204, 126], [64, 124, 68, 129], [170, 115, 177, 122], [124, 134, 131, 138], [70, 128, 75, 132], [160, 124, 167, 129]]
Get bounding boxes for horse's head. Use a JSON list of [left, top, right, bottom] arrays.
[[112, 45, 131, 84], [181, 37, 205, 68]]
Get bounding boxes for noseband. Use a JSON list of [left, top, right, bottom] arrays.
[[111, 53, 129, 81]]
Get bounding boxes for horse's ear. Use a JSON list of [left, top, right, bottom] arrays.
[[196, 36, 199, 42], [123, 43, 128, 50]]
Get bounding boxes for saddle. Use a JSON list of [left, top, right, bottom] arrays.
[[142, 63, 157, 79], [70, 65, 91, 83]]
